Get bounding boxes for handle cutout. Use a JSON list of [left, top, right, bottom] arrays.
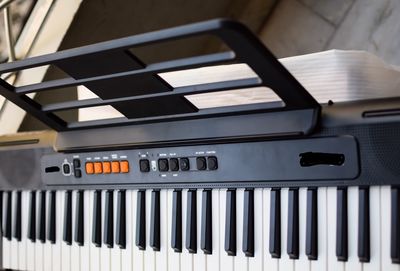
[[45, 166, 60, 173], [300, 152, 345, 167]]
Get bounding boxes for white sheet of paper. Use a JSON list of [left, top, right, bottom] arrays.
[[71, 50, 400, 122]]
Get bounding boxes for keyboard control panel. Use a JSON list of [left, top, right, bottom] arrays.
[[41, 136, 359, 188]]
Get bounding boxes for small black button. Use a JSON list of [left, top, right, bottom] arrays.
[[63, 164, 71, 175], [207, 156, 218, 170], [139, 159, 150, 172], [74, 169, 82, 178], [73, 159, 81, 168], [180, 158, 190, 171], [196, 157, 207, 171], [158, 159, 169, 172], [169, 158, 179, 171]]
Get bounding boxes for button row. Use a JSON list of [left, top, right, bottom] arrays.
[[85, 161, 129, 175], [158, 158, 190, 172], [139, 156, 218, 173], [196, 156, 218, 171], [73, 159, 82, 178], [62, 159, 82, 178]]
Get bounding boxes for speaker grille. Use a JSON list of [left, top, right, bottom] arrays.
[[322, 122, 400, 186]]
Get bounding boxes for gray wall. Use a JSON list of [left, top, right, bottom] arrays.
[[260, 0, 400, 66]]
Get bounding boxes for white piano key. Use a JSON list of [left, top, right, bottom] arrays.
[[70, 190, 80, 271], [61, 191, 71, 271], [2, 238, 10, 270], [167, 189, 181, 271], [326, 187, 344, 271], [0, 213, 2, 271], [11, 191, 19, 270], [35, 192, 44, 271], [248, 188, 263, 271], [19, 191, 29, 271], [121, 190, 133, 271], [80, 190, 90, 271], [193, 189, 206, 271], [2, 192, 11, 270], [89, 191, 101, 271], [311, 187, 327, 271], [181, 189, 193, 271], [206, 189, 220, 271], [100, 190, 111, 271], [345, 187, 362, 271], [295, 187, 310, 271], [234, 188, 248, 271], [52, 191, 62, 271], [155, 189, 168, 271], [111, 190, 121, 271], [263, 188, 278, 271], [279, 188, 295, 271], [131, 190, 144, 271], [145, 189, 155, 271], [219, 189, 234, 271], [381, 186, 400, 271], [363, 186, 381, 271], [43, 191, 53, 271], [26, 193, 36, 271]]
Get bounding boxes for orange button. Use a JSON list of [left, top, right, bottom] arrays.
[[120, 160, 129, 173], [85, 162, 94, 174], [111, 161, 120, 173], [103, 161, 111, 174], [94, 162, 103, 174]]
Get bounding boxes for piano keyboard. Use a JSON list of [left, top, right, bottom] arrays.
[[2, 186, 400, 271]]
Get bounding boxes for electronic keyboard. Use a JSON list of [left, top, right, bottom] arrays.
[[0, 19, 399, 271]]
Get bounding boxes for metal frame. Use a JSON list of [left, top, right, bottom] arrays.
[[0, 19, 320, 132], [2, 0, 16, 62], [0, 0, 54, 73]]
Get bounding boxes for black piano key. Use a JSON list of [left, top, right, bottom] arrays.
[[305, 188, 318, 260], [287, 188, 299, 259], [28, 191, 36, 242], [104, 190, 114, 248], [224, 189, 236, 256], [47, 191, 56, 244], [336, 187, 348, 261], [92, 190, 102, 247], [186, 189, 197, 253], [171, 189, 182, 252], [391, 187, 400, 263], [200, 189, 212, 254], [358, 187, 370, 262], [14, 191, 22, 241], [5, 191, 12, 240], [37, 191, 46, 243], [269, 188, 281, 258], [116, 190, 126, 249], [63, 191, 72, 245], [136, 190, 146, 250], [38, 191, 46, 243], [75, 191, 84, 246], [243, 189, 254, 257], [150, 190, 161, 251]]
